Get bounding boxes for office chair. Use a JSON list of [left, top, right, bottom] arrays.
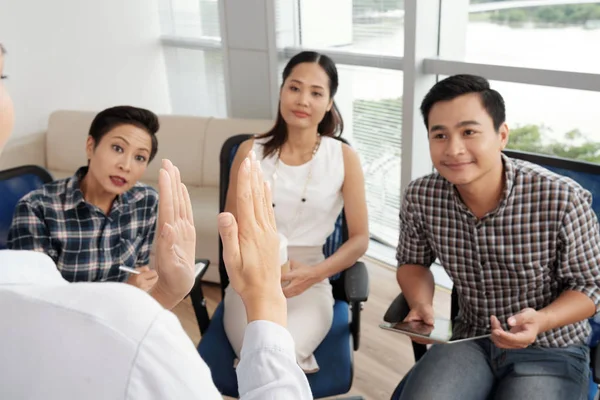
[[0, 165, 53, 249], [385, 149, 600, 400], [194, 133, 369, 399]]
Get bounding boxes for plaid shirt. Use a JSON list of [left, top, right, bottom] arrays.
[[397, 154, 600, 347], [7, 167, 158, 283]]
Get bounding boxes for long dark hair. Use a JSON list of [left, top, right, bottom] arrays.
[[257, 51, 344, 158]]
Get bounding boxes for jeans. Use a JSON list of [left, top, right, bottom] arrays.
[[392, 338, 589, 400]]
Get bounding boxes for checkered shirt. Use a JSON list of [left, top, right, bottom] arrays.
[[397, 154, 600, 347], [7, 167, 158, 282]]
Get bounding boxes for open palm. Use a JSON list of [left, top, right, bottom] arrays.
[[154, 159, 196, 306]]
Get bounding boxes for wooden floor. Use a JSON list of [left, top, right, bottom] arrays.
[[171, 258, 451, 400]]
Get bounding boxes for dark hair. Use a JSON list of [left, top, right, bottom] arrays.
[[88, 105, 159, 163], [420, 74, 506, 132], [257, 51, 344, 158]]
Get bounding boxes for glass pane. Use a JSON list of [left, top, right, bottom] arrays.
[[490, 80, 600, 164], [158, 0, 221, 38], [163, 48, 227, 117], [276, 0, 404, 55], [338, 66, 403, 246], [467, 1, 600, 73]]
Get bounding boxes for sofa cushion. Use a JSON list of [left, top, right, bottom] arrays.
[[186, 186, 220, 265], [48, 170, 74, 181], [46, 111, 93, 173], [201, 117, 274, 187], [144, 114, 210, 187]]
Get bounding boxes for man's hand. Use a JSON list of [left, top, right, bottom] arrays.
[[150, 159, 197, 310], [404, 303, 435, 345], [218, 150, 287, 327], [126, 266, 158, 292], [490, 308, 543, 349], [282, 260, 320, 298]]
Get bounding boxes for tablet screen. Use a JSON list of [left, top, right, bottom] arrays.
[[379, 318, 491, 343]]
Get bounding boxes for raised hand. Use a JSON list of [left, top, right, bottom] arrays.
[[151, 159, 196, 309], [217, 150, 286, 326]]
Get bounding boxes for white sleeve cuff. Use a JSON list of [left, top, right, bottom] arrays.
[[240, 320, 296, 361]]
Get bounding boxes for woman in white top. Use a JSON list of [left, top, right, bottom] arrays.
[[223, 51, 369, 373]]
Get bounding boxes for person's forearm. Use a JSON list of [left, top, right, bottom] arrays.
[[150, 286, 182, 310], [244, 292, 288, 327], [313, 234, 369, 280], [537, 290, 596, 333], [396, 264, 435, 308]]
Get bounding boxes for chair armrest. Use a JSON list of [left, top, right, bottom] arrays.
[[593, 345, 600, 384], [194, 258, 211, 282], [383, 293, 410, 323], [344, 261, 369, 351], [383, 293, 429, 362], [344, 261, 369, 302], [189, 258, 212, 335]]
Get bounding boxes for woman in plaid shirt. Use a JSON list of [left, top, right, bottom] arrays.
[[7, 106, 160, 292]]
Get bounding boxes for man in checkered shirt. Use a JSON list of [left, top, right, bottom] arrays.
[[7, 106, 160, 292], [393, 75, 600, 400]]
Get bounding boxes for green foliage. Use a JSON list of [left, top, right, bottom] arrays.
[[507, 124, 600, 163], [482, 4, 600, 25], [352, 97, 599, 164]]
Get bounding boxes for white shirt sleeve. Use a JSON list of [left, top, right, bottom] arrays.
[[127, 312, 311, 400], [126, 310, 223, 400], [237, 321, 313, 400]]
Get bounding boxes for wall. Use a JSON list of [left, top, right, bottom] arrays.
[[0, 0, 171, 140]]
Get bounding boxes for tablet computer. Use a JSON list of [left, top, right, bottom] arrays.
[[379, 318, 490, 344]]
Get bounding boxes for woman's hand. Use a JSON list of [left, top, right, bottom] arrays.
[[281, 260, 321, 298]]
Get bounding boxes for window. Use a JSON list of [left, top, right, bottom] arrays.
[[460, 1, 600, 164], [491, 80, 600, 164], [155, 0, 600, 266], [163, 48, 227, 117], [279, 0, 404, 55], [339, 66, 403, 246], [158, 0, 226, 116], [159, 0, 221, 38], [467, 1, 600, 74]]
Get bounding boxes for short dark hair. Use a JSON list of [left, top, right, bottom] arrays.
[[257, 51, 344, 159], [420, 74, 506, 131], [88, 105, 159, 163]]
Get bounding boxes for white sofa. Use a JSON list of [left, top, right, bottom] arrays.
[[0, 110, 274, 283]]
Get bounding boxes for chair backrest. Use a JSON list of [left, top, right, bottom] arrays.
[[0, 165, 54, 249], [503, 149, 600, 218], [217, 134, 350, 299]]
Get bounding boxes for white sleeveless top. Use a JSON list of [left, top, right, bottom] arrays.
[[253, 136, 345, 247]]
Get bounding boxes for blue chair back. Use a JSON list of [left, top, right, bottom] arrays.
[[503, 150, 600, 218], [0, 165, 53, 249]]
